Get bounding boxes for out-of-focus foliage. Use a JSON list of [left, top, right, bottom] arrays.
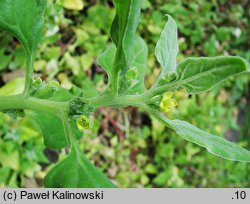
[[0, 0, 249, 187]]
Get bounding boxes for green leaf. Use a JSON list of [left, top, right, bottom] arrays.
[[0, 78, 24, 96], [121, 36, 148, 94], [172, 56, 248, 94], [147, 108, 250, 162], [111, 0, 142, 48], [110, 0, 146, 93], [0, 167, 11, 184], [0, 52, 12, 71], [155, 15, 179, 75], [26, 88, 82, 149], [44, 145, 114, 188], [26, 111, 81, 149], [0, 144, 19, 170], [97, 44, 117, 86], [0, 0, 46, 94], [169, 119, 250, 162], [0, 0, 46, 56]]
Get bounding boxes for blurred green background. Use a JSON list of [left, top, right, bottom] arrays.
[[0, 0, 250, 187]]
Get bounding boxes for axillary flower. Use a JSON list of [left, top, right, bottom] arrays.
[[76, 115, 93, 131], [125, 66, 138, 80], [160, 92, 178, 112]]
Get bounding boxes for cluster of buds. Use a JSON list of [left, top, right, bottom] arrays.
[[69, 98, 95, 132], [31, 78, 60, 99]]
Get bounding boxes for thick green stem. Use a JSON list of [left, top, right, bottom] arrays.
[[85, 83, 174, 109], [0, 95, 69, 116], [91, 82, 175, 107], [0, 81, 173, 117]]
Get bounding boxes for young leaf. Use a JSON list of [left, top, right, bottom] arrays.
[[169, 56, 248, 94], [155, 15, 179, 76], [44, 145, 114, 188], [121, 36, 148, 94], [110, 0, 142, 49], [110, 0, 145, 93], [0, 0, 46, 56], [147, 107, 250, 162], [97, 44, 117, 86]]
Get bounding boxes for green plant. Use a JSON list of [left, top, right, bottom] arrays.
[[0, 0, 249, 188]]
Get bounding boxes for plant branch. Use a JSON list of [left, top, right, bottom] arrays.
[[0, 95, 69, 116], [86, 94, 144, 108]]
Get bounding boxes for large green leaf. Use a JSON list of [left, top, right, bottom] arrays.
[[155, 15, 179, 75], [171, 56, 248, 94], [44, 145, 114, 188], [169, 119, 250, 162], [26, 88, 82, 149], [0, 0, 46, 56], [26, 111, 81, 149], [110, 0, 146, 93], [148, 108, 250, 162]]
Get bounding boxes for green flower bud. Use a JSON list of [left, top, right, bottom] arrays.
[[125, 66, 138, 81], [69, 98, 95, 116], [33, 77, 43, 88], [32, 79, 60, 99], [76, 115, 93, 131], [165, 72, 177, 82], [32, 84, 53, 99], [158, 72, 177, 86], [119, 66, 139, 93]]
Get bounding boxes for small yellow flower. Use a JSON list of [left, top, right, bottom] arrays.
[[76, 115, 93, 131], [160, 92, 178, 112]]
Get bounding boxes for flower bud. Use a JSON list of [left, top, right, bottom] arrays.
[[31, 79, 60, 99], [165, 72, 177, 83], [33, 77, 43, 88], [125, 66, 138, 81]]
